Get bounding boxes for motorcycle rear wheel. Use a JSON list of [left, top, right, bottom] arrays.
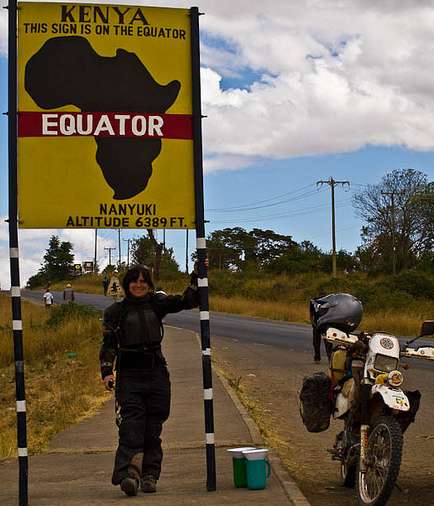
[[356, 415, 403, 506]]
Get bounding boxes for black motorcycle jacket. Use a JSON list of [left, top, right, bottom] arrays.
[[99, 275, 199, 379]]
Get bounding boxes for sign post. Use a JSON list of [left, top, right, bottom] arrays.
[[8, 1, 29, 504], [11, 2, 216, 498], [190, 7, 216, 492]]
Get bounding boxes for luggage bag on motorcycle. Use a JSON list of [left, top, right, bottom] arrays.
[[330, 348, 349, 384], [299, 372, 332, 433]]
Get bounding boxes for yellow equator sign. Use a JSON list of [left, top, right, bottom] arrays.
[[17, 2, 196, 229]]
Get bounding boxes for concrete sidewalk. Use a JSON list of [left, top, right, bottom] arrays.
[[0, 327, 298, 505]]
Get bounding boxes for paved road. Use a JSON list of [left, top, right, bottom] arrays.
[[22, 289, 433, 372], [23, 289, 312, 350]]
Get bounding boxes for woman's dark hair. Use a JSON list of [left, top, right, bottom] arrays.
[[122, 265, 154, 296]]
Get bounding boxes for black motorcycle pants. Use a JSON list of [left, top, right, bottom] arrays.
[[111, 362, 171, 485]]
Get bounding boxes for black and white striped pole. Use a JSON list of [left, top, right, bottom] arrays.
[[8, 0, 29, 504], [190, 7, 216, 492]]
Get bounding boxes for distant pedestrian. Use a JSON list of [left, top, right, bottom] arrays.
[[63, 283, 75, 303], [43, 288, 54, 308], [108, 272, 124, 301], [103, 275, 109, 296]]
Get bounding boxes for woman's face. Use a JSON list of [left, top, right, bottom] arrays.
[[129, 273, 150, 298]]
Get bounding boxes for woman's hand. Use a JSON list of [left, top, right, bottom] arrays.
[[103, 374, 115, 391]]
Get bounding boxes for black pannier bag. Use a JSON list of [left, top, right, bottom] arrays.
[[299, 372, 332, 433]]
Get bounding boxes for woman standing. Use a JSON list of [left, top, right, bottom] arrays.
[[99, 264, 200, 496]]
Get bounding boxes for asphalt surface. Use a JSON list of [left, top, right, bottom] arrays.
[[22, 289, 433, 372], [23, 289, 313, 351]]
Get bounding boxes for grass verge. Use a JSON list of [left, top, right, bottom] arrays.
[[209, 295, 432, 337], [0, 295, 109, 459], [213, 359, 291, 456]]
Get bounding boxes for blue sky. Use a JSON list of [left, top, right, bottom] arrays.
[[1, 0, 434, 287]]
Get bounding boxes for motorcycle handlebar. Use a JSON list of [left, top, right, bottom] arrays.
[[400, 346, 434, 361]]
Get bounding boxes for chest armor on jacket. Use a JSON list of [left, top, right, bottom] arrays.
[[120, 303, 162, 348]]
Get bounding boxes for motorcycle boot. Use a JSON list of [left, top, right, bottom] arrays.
[[120, 477, 139, 496], [141, 474, 157, 493], [120, 453, 141, 496]]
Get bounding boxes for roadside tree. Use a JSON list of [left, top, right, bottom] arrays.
[[353, 169, 434, 273], [206, 227, 296, 271], [131, 234, 180, 279], [26, 235, 75, 287]]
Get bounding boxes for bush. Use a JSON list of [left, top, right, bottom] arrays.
[[26, 271, 48, 289], [46, 303, 98, 328], [354, 284, 414, 312], [209, 270, 246, 297], [309, 274, 418, 312], [389, 271, 434, 300]]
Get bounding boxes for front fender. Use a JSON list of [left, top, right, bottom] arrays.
[[371, 384, 410, 412]]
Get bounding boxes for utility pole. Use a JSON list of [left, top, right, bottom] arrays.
[[381, 190, 405, 276], [94, 229, 97, 273], [185, 229, 189, 273], [123, 238, 131, 267], [317, 177, 350, 278], [162, 229, 166, 252], [104, 246, 116, 267], [118, 229, 121, 267]]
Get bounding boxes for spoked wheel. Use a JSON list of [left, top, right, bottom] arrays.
[[357, 416, 403, 506]]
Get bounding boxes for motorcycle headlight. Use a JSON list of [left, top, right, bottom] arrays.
[[388, 370, 403, 387], [374, 354, 398, 373], [375, 373, 388, 385]]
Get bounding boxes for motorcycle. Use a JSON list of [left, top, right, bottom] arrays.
[[323, 320, 434, 506]]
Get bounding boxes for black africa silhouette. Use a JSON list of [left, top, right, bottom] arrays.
[[25, 36, 181, 199]]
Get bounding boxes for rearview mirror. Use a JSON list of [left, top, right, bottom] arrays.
[[419, 320, 434, 337]]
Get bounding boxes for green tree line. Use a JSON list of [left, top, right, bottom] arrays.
[[26, 168, 434, 288]]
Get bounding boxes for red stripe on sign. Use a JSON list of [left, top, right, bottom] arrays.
[[18, 112, 193, 140]]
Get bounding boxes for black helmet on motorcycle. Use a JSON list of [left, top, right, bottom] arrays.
[[309, 293, 363, 332]]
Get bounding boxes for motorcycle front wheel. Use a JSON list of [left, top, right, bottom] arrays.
[[356, 416, 403, 506]]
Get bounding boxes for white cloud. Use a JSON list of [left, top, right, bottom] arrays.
[[2, 0, 434, 171], [204, 153, 257, 172], [0, 219, 117, 288], [194, 2, 434, 167]]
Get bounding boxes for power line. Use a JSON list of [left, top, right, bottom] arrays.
[[211, 200, 352, 224], [206, 183, 313, 211], [206, 183, 319, 212], [207, 187, 328, 213], [210, 198, 353, 224]]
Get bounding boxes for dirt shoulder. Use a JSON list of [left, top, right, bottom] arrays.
[[213, 335, 434, 506]]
